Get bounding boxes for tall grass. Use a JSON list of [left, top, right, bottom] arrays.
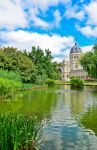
[[0, 113, 40, 150], [0, 69, 22, 82], [0, 78, 22, 98]]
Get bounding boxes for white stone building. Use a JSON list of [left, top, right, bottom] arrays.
[[61, 43, 88, 81]]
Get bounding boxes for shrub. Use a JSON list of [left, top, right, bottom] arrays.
[[70, 77, 84, 88], [0, 78, 22, 98], [0, 113, 40, 150], [35, 74, 47, 85], [46, 79, 55, 86]]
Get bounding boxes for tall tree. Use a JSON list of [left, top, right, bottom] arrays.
[[0, 47, 37, 83], [80, 44, 97, 79]]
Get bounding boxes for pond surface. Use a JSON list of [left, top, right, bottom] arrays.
[[0, 85, 97, 150]]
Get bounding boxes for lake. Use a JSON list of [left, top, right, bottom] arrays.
[[0, 85, 97, 150]]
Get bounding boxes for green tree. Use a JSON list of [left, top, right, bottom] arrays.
[[0, 47, 37, 83], [80, 44, 97, 79], [29, 46, 59, 80]]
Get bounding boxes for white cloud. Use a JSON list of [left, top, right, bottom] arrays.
[[0, 0, 27, 29], [53, 57, 64, 63], [81, 45, 93, 53], [64, 5, 85, 21], [84, 2, 97, 25], [53, 10, 62, 27], [77, 25, 97, 37], [0, 30, 75, 60], [28, 8, 50, 29], [21, 0, 71, 12]]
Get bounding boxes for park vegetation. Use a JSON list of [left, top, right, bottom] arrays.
[[0, 46, 60, 98], [70, 77, 84, 88], [0, 113, 40, 150], [80, 44, 97, 79]]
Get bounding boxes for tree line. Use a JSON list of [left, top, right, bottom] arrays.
[[80, 44, 97, 80], [0, 46, 60, 83]]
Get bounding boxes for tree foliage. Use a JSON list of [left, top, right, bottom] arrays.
[[0, 47, 36, 83], [70, 77, 84, 88], [80, 44, 97, 79], [29, 46, 59, 80], [0, 46, 60, 83]]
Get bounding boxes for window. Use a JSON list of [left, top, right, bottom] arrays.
[[75, 64, 78, 68]]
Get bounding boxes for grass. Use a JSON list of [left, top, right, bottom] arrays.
[[0, 113, 41, 150], [0, 78, 22, 99], [0, 69, 22, 82]]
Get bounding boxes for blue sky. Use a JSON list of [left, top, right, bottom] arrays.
[[0, 0, 97, 62]]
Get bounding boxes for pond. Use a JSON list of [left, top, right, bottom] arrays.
[[0, 85, 97, 150]]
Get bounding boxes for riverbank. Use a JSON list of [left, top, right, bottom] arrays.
[[55, 80, 97, 86]]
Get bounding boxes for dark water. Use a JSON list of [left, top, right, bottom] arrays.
[[0, 85, 97, 150]]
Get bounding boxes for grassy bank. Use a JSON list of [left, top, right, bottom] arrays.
[[0, 69, 48, 99], [0, 113, 40, 150], [54, 80, 97, 86], [84, 82, 97, 86], [0, 78, 22, 99]]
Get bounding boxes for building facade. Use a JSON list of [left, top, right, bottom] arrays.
[[61, 43, 88, 81]]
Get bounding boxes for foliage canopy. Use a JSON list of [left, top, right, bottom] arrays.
[[80, 44, 97, 79], [0, 46, 60, 83]]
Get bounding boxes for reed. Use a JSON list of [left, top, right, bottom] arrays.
[[0, 113, 40, 150], [0, 69, 22, 82]]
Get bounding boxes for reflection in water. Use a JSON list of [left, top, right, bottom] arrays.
[[0, 85, 97, 149], [81, 106, 97, 136]]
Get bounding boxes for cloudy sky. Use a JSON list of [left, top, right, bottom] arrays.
[[0, 0, 96, 62]]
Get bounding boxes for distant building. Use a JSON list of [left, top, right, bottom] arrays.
[[61, 43, 89, 81]]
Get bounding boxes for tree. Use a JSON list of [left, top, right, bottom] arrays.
[[0, 47, 37, 83], [29, 46, 59, 80], [80, 44, 97, 79]]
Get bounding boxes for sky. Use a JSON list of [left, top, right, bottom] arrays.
[[0, 0, 97, 62]]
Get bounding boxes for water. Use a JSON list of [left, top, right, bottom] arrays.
[[0, 85, 97, 150]]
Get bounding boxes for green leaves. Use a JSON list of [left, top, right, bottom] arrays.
[[0, 113, 40, 150], [80, 44, 97, 79], [0, 46, 60, 84], [0, 47, 36, 83], [70, 77, 84, 88], [29, 46, 59, 80]]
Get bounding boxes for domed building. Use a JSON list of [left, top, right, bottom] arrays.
[[61, 43, 88, 81]]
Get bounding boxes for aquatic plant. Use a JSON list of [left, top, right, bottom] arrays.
[[0, 113, 40, 150], [46, 79, 55, 86], [70, 77, 84, 88]]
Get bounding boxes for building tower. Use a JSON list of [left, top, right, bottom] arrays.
[[70, 43, 82, 71], [69, 43, 87, 78]]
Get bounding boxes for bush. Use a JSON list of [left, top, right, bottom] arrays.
[[0, 113, 40, 150], [70, 77, 84, 88], [35, 74, 47, 85], [46, 79, 55, 86], [0, 78, 22, 98]]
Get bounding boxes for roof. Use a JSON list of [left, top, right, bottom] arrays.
[[70, 43, 82, 54]]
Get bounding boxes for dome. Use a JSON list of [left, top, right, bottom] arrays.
[[70, 43, 82, 54]]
